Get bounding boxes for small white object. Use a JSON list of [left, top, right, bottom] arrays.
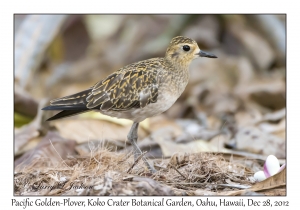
[[264, 155, 280, 177], [76, 189, 84, 193], [186, 124, 200, 134], [60, 177, 67, 182], [254, 171, 266, 182], [93, 185, 103, 190]]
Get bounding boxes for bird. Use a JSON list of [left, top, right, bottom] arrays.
[[42, 36, 217, 173]]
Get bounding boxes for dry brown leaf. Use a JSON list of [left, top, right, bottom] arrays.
[[16, 136, 42, 157], [233, 126, 285, 158], [235, 110, 263, 127], [250, 166, 286, 192], [15, 86, 38, 118], [52, 119, 147, 144], [258, 188, 286, 196], [15, 100, 48, 155], [238, 80, 285, 111], [250, 15, 285, 63], [148, 115, 183, 135], [152, 127, 229, 157], [229, 23, 275, 70], [260, 108, 286, 122], [15, 125, 39, 155], [259, 118, 285, 134], [15, 131, 77, 170], [220, 166, 286, 195]]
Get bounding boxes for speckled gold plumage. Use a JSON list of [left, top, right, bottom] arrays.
[[44, 36, 216, 122], [86, 58, 161, 111]]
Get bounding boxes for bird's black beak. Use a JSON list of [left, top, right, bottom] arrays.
[[197, 50, 217, 58]]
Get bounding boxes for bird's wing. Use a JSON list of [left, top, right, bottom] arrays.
[[86, 61, 160, 111]]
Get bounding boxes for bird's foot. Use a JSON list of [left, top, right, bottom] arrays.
[[132, 149, 157, 173], [128, 122, 157, 173], [144, 160, 157, 174]]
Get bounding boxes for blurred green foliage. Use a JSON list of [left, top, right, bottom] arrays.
[[14, 112, 32, 128]]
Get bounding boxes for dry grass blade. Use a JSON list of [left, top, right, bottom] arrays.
[[218, 183, 250, 189], [169, 163, 187, 180], [127, 151, 147, 173], [49, 139, 71, 169]]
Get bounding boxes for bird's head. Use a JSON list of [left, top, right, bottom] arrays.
[[165, 36, 217, 66]]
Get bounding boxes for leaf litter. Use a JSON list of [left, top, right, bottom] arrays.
[[15, 134, 266, 196]]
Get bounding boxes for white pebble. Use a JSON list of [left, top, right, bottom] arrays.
[[254, 171, 266, 182]]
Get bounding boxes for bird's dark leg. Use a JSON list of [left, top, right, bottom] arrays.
[[127, 122, 156, 173], [128, 122, 142, 160]]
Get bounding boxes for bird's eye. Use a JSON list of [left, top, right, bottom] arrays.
[[183, 45, 190, 52]]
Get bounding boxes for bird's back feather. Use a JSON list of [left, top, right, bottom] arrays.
[[42, 58, 163, 121]]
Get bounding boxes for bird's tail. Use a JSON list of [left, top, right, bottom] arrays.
[[42, 89, 92, 121], [44, 109, 90, 121]]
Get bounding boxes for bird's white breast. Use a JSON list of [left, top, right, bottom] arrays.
[[99, 89, 179, 122]]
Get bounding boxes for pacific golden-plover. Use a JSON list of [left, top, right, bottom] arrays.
[[42, 36, 217, 173]]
